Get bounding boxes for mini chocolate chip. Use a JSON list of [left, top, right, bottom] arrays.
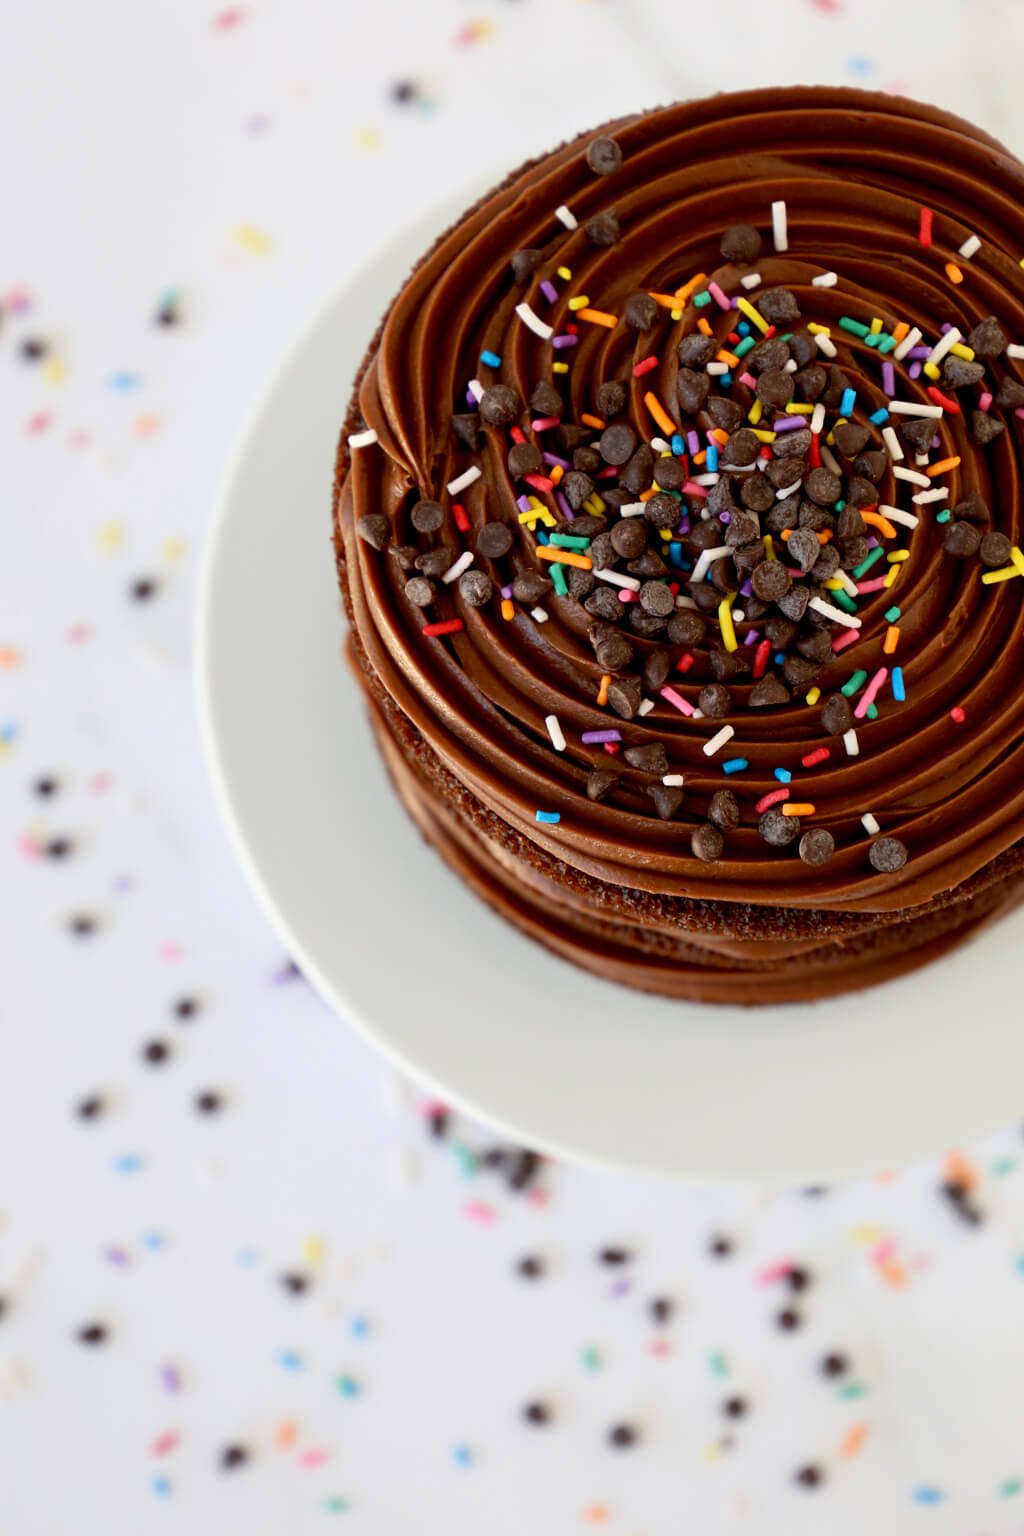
[[476, 522, 513, 560], [509, 249, 543, 283], [760, 809, 800, 847], [854, 448, 887, 483], [691, 823, 724, 862], [972, 411, 1005, 446], [21, 337, 48, 361], [725, 427, 759, 466], [788, 332, 815, 367], [709, 1233, 734, 1257], [621, 442, 655, 495], [639, 581, 675, 618], [624, 742, 668, 775], [598, 1246, 631, 1265], [900, 416, 938, 452], [34, 775, 59, 797], [588, 531, 617, 571], [561, 470, 594, 512], [821, 1352, 848, 1377], [793, 364, 827, 402], [723, 1396, 748, 1419], [586, 136, 622, 175], [837, 504, 866, 539], [799, 828, 835, 866], [967, 314, 1006, 357], [995, 377, 1024, 411], [281, 1272, 310, 1296], [943, 520, 981, 558], [787, 528, 821, 571], [720, 223, 761, 262], [624, 291, 659, 330], [599, 422, 637, 466], [943, 356, 985, 389], [766, 456, 803, 490], [766, 501, 799, 535], [513, 573, 552, 605], [980, 530, 1012, 566], [758, 287, 800, 325], [195, 1089, 223, 1116], [794, 1464, 823, 1488], [812, 545, 841, 582], [507, 440, 542, 477], [677, 333, 715, 367], [833, 421, 871, 458], [586, 768, 619, 802], [707, 397, 743, 432], [772, 427, 812, 460], [69, 914, 97, 937], [739, 476, 773, 514], [220, 1445, 249, 1471], [776, 1307, 802, 1330], [403, 576, 435, 607], [142, 1039, 171, 1066], [804, 468, 841, 506], [750, 337, 791, 373], [608, 1422, 638, 1448], [820, 692, 853, 735], [648, 784, 683, 820], [869, 836, 908, 873], [610, 519, 647, 559], [643, 649, 671, 693], [953, 491, 990, 525], [596, 379, 627, 418], [517, 1254, 545, 1279], [707, 789, 740, 830], [585, 588, 624, 623], [751, 559, 790, 601], [78, 1323, 108, 1345], [452, 412, 482, 450], [699, 683, 731, 718], [585, 208, 620, 247], [410, 499, 444, 534], [787, 1266, 812, 1292], [459, 570, 493, 607], [652, 455, 684, 491], [756, 368, 793, 409], [668, 610, 706, 646], [799, 502, 833, 533], [76, 1094, 106, 1121], [355, 515, 389, 550], [389, 544, 417, 573], [606, 676, 641, 718], [749, 674, 790, 708], [676, 368, 710, 413], [644, 493, 681, 530], [594, 635, 634, 671], [649, 1296, 674, 1325], [777, 583, 810, 621], [479, 385, 520, 426], [823, 365, 854, 409]]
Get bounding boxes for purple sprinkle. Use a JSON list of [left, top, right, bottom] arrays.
[[516, 494, 532, 513], [908, 361, 922, 380], [720, 510, 732, 525], [677, 516, 691, 536], [908, 346, 930, 360], [610, 1278, 633, 1298], [464, 388, 477, 409], [552, 334, 578, 350], [730, 295, 741, 308], [866, 535, 879, 549], [160, 1364, 181, 1393], [940, 321, 953, 333], [743, 629, 759, 646], [555, 491, 573, 520], [931, 433, 941, 449], [882, 361, 895, 397], [740, 579, 753, 597], [540, 279, 558, 304], [103, 1246, 131, 1267], [773, 416, 806, 431], [541, 452, 570, 469], [687, 430, 700, 454], [581, 729, 622, 744], [500, 583, 513, 600]]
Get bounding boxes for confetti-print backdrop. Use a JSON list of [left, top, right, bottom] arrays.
[[5, 2, 1024, 1531]]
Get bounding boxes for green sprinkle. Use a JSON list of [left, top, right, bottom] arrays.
[[992, 1155, 1018, 1177], [999, 1479, 1023, 1500], [841, 669, 869, 697], [580, 1345, 602, 1373], [324, 1497, 350, 1514], [833, 498, 846, 513], [864, 332, 882, 349], [884, 605, 901, 622], [838, 1382, 867, 1400], [707, 1351, 730, 1380], [693, 290, 712, 308], [549, 562, 569, 596], [852, 545, 885, 579], [877, 334, 898, 354], [733, 335, 757, 358], [335, 1374, 360, 1397], [936, 508, 952, 523], [830, 588, 858, 614], [866, 702, 879, 720], [548, 533, 590, 550], [838, 316, 870, 338], [451, 1142, 478, 1178]]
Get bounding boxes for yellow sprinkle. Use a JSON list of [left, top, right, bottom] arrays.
[[556, 265, 572, 280], [553, 361, 569, 374], [883, 624, 900, 654], [670, 308, 683, 322], [98, 521, 122, 552], [888, 549, 910, 563], [981, 563, 1024, 585], [807, 322, 831, 335], [716, 349, 740, 368], [783, 802, 814, 816], [586, 494, 606, 515], [884, 564, 900, 588], [850, 1223, 885, 1245], [500, 598, 515, 621], [763, 535, 776, 560], [353, 125, 380, 153], [927, 455, 961, 478], [161, 537, 186, 562], [869, 317, 883, 334], [597, 674, 610, 707], [577, 307, 618, 328], [922, 362, 941, 380], [805, 686, 821, 706], [1011, 546, 1024, 577], [43, 357, 66, 387], [233, 223, 273, 255], [751, 429, 777, 443], [736, 296, 769, 333], [945, 261, 964, 285], [824, 577, 845, 590], [786, 403, 814, 414], [700, 1442, 722, 1464], [658, 528, 672, 541], [301, 1235, 326, 1265], [643, 391, 676, 437], [747, 398, 764, 426], [949, 342, 975, 361], [567, 295, 590, 311], [717, 596, 738, 653]]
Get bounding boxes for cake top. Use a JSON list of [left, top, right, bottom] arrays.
[[342, 88, 1024, 914]]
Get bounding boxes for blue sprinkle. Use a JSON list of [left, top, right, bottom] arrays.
[[349, 1315, 370, 1340], [912, 1487, 944, 1505], [336, 1374, 360, 1397], [141, 1231, 165, 1251], [722, 758, 748, 775], [236, 1246, 258, 1267], [737, 320, 751, 337], [479, 350, 501, 368], [719, 372, 732, 390], [774, 651, 786, 665], [671, 433, 685, 456], [892, 666, 906, 702], [535, 528, 549, 546], [277, 1350, 303, 1372], [151, 1476, 172, 1499], [0, 721, 19, 745], [1015, 1254, 1024, 1275], [774, 767, 792, 783], [108, 370, 141, 391], [706, 443, 719, 472], [849, 54, 873, 75], [452, 1444, 474, 1468], [869, 407, 890, 425], [840, 387, 856, 417], [535, 810, 561, 824], [667, 542, 685, 568], [113, 1154, 143, 1174]]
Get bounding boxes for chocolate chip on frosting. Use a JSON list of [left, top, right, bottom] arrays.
[[586, 136, 623, 175], [586, 768, 620, 802], [476, 521, 513, 559], [676, 367, 710, 413], [623, 291, 659, 331], [943, 519, 982, 558], [411, 499, 445, 533], [596, 379, 628, 418], [677, 333, 715, 367], [479, 384, 521, 426], [507, 440, 542, 477], [698, 683, 731, 718], [820, 692, 853, 736], [691, 823, 724, 861], [799, 828, 834, 866], [599, 422, 637, 465], [509, 249, 543, 283], [720, 223, 761, 263], [624, 742, 669, 775], [967, 314, 1007, 357], [459, 569, 493, 607], [355, 515, 390, 550], [648, 784, 683, 820], [749, 674, 790, 707], [708, 788, 740, 830], [403, 576, 435, 607], [869, 836, 908, 873], [585, 208, 620, 246], [758, 287, 800, 325], [980, 529, 1012, 566], [530, 379, 562, 417], [759, 808, 801, 847]]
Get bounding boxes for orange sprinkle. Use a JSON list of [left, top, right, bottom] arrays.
[[839, 1422, 870, 1460], [862, 509, 898, 539], [883, 624, 900, 654], [891, 321, 910, 343], [500, 598, 515, 621], [944, 1148, 977, 1190], [580, 413, 606, 430], [538, 547, 592, 571], [597, 673, 611, 707], [275, 1419, 299, 1451], [783, 802, 815, 816], [577, 307, 619, 329], [708, 428, 730, 446], [648, 291, 682, 309], [818, 528, 833, 544], [697, 317, 714, 337], [643, 391, 677, 436], [716, 349, 741, 368], [549, 463, 564, 485], [673, 272, 707, 302], [0, 646, 22, 670], [927, 455, 961, 478], [945, 261, 964, 285], [582, 1504, 611, 1525], [693, 450, 706, 465], [780, 528, 792, 541], [639, 487, 656, 502], [881, 1259, 907, 1290]]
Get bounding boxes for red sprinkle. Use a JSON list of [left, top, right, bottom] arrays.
[[632, 355, 659, 377], [809, 433, 822, 467], [755, 787, 790, 814], [919, 206, 934, 246], [950, 705, 966, 724], [523, 474, 554, 493], [422, 619, 464, 637], [676, 651, 694, 673], [801, 746, 831, 767], [763, 325, 777, 339], [927, 386, 960, 414], [509, 425, 525, 444], [452, 502, 471, 533], [603, 741, 620, 754], [753, 639, 771, 678]]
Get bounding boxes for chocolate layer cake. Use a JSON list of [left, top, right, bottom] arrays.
[[333, 88, 1024, 1005]]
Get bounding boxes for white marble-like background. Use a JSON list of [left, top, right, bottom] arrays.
[[5, 1, 1024, 1531]]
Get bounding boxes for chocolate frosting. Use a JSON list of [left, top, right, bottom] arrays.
[[336, 88, 1024, 925]]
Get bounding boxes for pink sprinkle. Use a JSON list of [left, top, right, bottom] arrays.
[[659, 685, 694, 716], [531, 416, 560, 431], [854, 666, 889, 719], [4, 286, 32, 314], [213, 6, 245, 28], [526, 1186, 551, 1207], [978, 391, 993, 412], [707, 281, 731, 311], [297, 1448, 330, 1470], [871, 1236, 898, 1266], [681, 480, 707, 497], [617, 589, 639, 603], [649, 1338, 673, 1358], [755, 787, 789, 813], [463, 1200, 497, 1224], [89, 772, 111, 794], [26, 410, 53, 435], [1015, 407, 1024, 421], [151, 1431, 179, 1457], [418, 1098, 448, 1119], [67, 623, 90, 644], [158, 940, 183, 964], [832, 627, 860, 653], [739, 371, 758, 390], [68, 429, 91, 451], [17, 834, 41, 862], [755, 1261, 794, 1287], [856, 576, 890, 593]]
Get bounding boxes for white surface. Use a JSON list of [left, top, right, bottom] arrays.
[[198, 195, 1024, 1184], [6, 1, 1024, 1530]]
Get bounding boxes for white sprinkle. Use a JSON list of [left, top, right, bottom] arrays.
[[662, 773, 685, 787], [619, 501, 647, 517], [693, 472, 721, 486], [894, 465, 931, 487], [843, 728, 860, 758], [651, 437, 674, 454], [912, 486, 949, 505], [515, 302, 554, 341], [814, 331, 838, 359], [783, 359, 798, 374], [882, 425, 904, 461], [879, 504, 920, 528], [740, 272, 762, 290], [809, 596, 861, 630], [810, 402, 826, 435], [545, 714, 566, 752], [442, 550, 474, 584], [771, 199, 788, 252], [820, 445, 842, 477], [732, 607, 745, 623], [812, 271, 838, 288], [347, 428, 378, 449], [832, 569, 858, 598], [927, 327, 961, 368], [703, 725, 735, 759], [467, 378, 485, 402], [530, 606, 548, 623], [776, 482, 802, 500], [1008, 343, 1024, 360], [595, 569, 641, 591], [958, 233, 981, 260], [446, 465, 482, 497], [637, 698, 655, 717], [892, 325, 922, 362], [691, 708, 704, 720], [691, 545, 731, 583], [914, 452, 931, 466], [706, 361, 729, 376], [888, 400, 944, 417], [555, 203, 578, 230], [674, 594, 699, 609], [861, 812, 880, 836], [718, 461, 757, 474]]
